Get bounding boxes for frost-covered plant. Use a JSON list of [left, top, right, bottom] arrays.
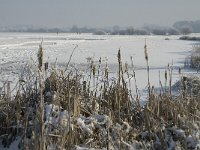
[[0, 44, 200, 150]]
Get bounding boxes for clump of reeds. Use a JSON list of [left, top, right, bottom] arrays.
[[185, 44, 200, 71]]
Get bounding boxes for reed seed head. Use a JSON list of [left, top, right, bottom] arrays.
[[37, 44, 43, 71], [93, 64, 96, 76], [105, 63, 109, 79], [125, 62, 128, 72], [144, 41, 148, 61], [99, 57, 101, 63], [118, 49, 121, 63], [45, 62, 48, 71], [165, 70, 167, 81], [179, 67, 181, 74]]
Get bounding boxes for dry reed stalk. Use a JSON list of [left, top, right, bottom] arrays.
[[37, 44, 46, 150], [117, 49, 122, 121], [144, 39, 151, 98], [64, 44, 78, 72], [130, 56, 140, 107], [168, 62, 173, 96]]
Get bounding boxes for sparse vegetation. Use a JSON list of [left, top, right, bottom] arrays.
[[185, 44, 200, 71], [180, 36, 200, 41]]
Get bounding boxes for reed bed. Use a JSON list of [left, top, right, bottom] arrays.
[[0, 44, 199, 150], [185, 44, 200, 71]]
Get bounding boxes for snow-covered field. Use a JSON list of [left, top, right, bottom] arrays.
[[0, 32, 199, 95]]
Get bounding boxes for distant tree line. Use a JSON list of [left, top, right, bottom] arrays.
[[0, 27, 68, 33], [70, 25, 98, 33], [108, 26, 150, 35], [173, 20, 200, 34], [1, 20, 200, 35], [0, 25, 180, 35], [93, 26, 180, 36]]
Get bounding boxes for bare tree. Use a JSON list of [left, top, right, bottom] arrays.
[[180, 27, 192, 35]]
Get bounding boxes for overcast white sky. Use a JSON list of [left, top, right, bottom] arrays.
[[0, 0, 200, 28]]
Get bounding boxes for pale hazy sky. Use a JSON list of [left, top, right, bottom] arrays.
[[0, 0, 200, 28]]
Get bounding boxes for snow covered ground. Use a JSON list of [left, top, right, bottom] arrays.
[[0, 32, 199, 97]]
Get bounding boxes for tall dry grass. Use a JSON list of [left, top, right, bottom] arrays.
[[0, 44, 199, 150]]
